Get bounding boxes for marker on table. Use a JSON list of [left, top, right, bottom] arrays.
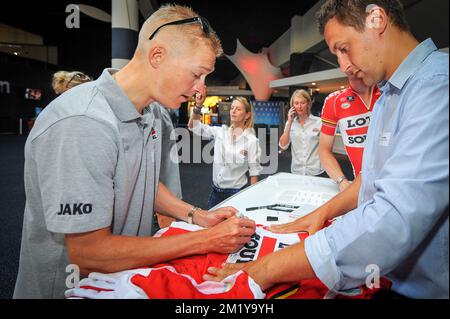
[[273, 204, 300, 209], [245, 205, 272, 212], [267, 207, 294, 213], [246, 204, 300, 212]]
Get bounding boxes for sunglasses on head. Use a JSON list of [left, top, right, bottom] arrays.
[[148, 16, 211, 40], [66, 72, 91, 87]]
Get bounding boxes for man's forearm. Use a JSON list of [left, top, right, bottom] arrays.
[[319, 148, 346, 182], [67, 228, 210, 275], [248, 173, 361, 291], [320, 174, 361, 220], [155, 182, 196, 222], [246, 241, 315, 291]]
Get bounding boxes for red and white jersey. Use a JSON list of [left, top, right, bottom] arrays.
[[66, 222, 390, 299], [321, 86, 381, 177], [154, 222, 308, 265]]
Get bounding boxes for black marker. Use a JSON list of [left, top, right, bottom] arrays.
[[273, 204, 300, 209], [267, 207, 294, 213], [246, 205, 272, 211]]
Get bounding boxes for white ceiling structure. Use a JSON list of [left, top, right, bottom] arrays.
[[225, 40, 283, 101], [268, 0, 449, 95]]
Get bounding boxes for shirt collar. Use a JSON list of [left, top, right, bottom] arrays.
[[388, 38, 438, 90], [348, 84, 380, 96], [95, 68, 143, 122], [227, 125, 254, 139]]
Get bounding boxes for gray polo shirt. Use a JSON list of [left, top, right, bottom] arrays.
[[154, 103, 182, 199], [13, 69, 162, 299], [150, 103, 182, 234]]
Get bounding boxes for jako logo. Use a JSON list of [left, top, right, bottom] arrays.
[[57, 203, 93, 215]]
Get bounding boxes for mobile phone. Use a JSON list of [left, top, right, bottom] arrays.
[[290, 107, 297, 119]]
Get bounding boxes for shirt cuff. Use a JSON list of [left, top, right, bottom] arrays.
[[304, 229, 343, 291], [248, 165, 262, 177], [190, 120, 202, 134]]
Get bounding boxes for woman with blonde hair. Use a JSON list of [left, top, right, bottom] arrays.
[[52, 70, 92, 95], [189, 90, 263, 209], [279, 89, 325, 176]]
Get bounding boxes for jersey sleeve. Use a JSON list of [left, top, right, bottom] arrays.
[[321, 93, 339, 136], [30, 116, 118, 234]]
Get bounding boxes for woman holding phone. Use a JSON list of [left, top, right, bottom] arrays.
[[279, 89, 325, 177]]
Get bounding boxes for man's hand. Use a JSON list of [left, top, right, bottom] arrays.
[[203, 262, 254, 282], [269, 209, 327, 235], [194, 206, 239, 228], [203, 216, 256, 254]]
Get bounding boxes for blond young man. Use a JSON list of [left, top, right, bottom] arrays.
[[14, 4, 255, 299]]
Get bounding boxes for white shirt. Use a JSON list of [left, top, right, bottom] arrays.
[[280, 115, 323, 176], [191, 121, 263, 189]]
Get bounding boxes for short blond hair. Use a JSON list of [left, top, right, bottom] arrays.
[[290, 89, 312, 116], [138, 4, 223, 57], [52, 71, 92, 95]]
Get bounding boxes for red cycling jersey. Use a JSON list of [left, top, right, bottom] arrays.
[[321, 86, 381, 177], [66, 222, 391, 299]]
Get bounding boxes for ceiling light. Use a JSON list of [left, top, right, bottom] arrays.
[[312, 82, 316, 86]]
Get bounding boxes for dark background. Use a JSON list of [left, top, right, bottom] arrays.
[[0, 0, 319, 83], [0, 0, 320, 134]]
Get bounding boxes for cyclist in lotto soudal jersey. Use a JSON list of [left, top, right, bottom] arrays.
[[319, 75, 380, 191]]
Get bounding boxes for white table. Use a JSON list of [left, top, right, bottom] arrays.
[[215, 173, 339, 226]]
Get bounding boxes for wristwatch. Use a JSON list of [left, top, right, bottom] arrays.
[[187, 206, 200, 224], [335, 175, 348, 185], [192, 106, 202, 115]]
